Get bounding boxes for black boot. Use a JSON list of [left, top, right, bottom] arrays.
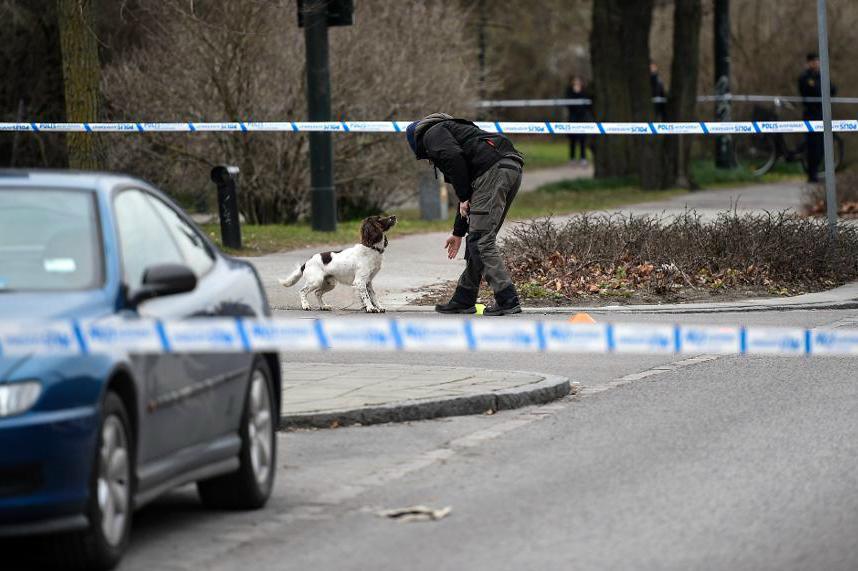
[[483, 285, 522, 316], [435, 287, 477, 314]]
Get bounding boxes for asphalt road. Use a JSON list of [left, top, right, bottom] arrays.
[[22, 308, 858, 570]]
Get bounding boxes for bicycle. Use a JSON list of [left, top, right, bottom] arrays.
[[733, 98, 844, 177]]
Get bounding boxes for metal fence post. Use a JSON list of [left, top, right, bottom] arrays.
[[210, 165, 242, 250]]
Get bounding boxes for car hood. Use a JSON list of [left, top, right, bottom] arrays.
[[0, 290, 115, 321], [0, 291, 116, 381]]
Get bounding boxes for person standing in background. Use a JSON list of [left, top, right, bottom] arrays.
[[799, 53, 836, 183], [565, 75, 592, 166], [650, 61, 667, 121]]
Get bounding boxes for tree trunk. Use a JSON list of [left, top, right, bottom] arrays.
[[663, 0, 703, 189], [57, 0, 104, 170], [590, 0, 655, 180]]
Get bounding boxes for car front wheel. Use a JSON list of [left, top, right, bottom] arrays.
[[197, 357, 276, 509], [52, 391, 133, 571]]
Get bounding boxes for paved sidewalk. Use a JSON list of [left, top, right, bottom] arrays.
[[280, 362, 571, 428]]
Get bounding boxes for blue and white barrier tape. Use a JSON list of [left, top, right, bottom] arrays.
[[2, 120, 857, 135], [1, 318, 858, 357]]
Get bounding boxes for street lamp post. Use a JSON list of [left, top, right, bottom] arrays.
[[817, 0, 838, 238]]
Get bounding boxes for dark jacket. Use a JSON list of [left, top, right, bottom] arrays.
[[798, 69, 836, 120], [565, 85, 593, 122], [413, 116, 523, 237], [651, 72, 666, 119]]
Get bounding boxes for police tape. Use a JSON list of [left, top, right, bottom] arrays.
[[2, 120, 858, 135], [2, 317, 858, 357]]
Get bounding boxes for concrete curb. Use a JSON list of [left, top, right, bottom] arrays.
[[280, 373, 572, 430], [386, 281, 858, 315]]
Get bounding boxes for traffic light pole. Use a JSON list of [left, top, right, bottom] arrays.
[[304, 1, 337, 231]]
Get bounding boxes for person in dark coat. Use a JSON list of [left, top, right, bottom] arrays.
[[565, 75, 592, 165], [406, 113, 525, 316], [799, 52, 836, 183], [650, 61, 667, 121]]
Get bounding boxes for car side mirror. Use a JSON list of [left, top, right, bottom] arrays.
[[128, 263, 197, 308]]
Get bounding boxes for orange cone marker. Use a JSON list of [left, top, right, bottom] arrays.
[[569, 312, 596, 324]]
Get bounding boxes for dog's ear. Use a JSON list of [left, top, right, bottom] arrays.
[[361, 217, 383, 247]]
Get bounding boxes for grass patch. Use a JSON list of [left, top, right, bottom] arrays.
[[513, 138, 577, 169], [691, 159, 803, 187], [502, 211, 858, 305], [202, 211, 451, 256]]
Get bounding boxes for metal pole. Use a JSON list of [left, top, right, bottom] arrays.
[[304, 0, 337, 232], [714, 0, 735, 168], [211, 166, 243, 250], [817, 0, 838, 238]]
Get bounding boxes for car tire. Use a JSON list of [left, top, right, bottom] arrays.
[[197, 356, 276, 510], [54, 391, 134, 571]]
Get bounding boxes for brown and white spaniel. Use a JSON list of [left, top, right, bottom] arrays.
[[278, 215, 397, 313]]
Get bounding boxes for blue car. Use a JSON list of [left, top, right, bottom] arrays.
[[0, 171, 281, 570]]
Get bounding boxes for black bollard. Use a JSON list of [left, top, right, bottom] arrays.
[[210, 165, 242, 250]]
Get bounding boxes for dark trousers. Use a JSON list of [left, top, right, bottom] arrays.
[[453, 158, 522, 307], [568, 134, 587, 160], [806, 132, 824, 182]]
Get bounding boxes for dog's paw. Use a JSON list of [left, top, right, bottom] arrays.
[[301, 304, 311, 311], [376, 307, 386, 313], [365, 306, 383, 314], [320, 305, 333, 311]]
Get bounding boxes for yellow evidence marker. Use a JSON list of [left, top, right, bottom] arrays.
[[569, 312, 596, 324]]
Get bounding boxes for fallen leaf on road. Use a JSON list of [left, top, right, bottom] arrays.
[[378, 505, 452, 523]]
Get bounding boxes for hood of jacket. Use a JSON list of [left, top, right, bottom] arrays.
[[412, 112, 454, 159]]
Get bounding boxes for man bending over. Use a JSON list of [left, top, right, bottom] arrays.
[[406, 113, 524, 316]]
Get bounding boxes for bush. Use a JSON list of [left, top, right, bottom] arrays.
[[502, 211, 858, 302]]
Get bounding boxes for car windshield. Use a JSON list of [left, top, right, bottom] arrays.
[[0, 188, 102, 291]]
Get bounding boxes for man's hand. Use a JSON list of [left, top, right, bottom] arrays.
[[444, 235, 463, 260], [459, 200, 470, 219]]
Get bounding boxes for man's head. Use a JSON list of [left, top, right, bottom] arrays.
[[649, 61, 659, 75], [807, 52, 820, 72], [404, 113, 454, 159]]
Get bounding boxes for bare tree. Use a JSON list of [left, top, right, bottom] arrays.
[[662, 0, 703, 189], [57, 0, 104, 170], [102, 0, 477, 224], [590, 0, 656, 180]]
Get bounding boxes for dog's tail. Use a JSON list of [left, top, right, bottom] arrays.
[[278, 263, 305, 288]]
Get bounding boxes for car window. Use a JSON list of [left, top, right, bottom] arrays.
[[145, 195, 215, 278], [114, 189, 184, 290], [0, 188, 102, 291]]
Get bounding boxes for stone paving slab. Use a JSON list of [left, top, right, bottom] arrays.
[[280, 362, 571, 429]]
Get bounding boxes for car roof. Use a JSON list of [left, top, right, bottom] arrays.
[[0, 169, 149, 194]]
